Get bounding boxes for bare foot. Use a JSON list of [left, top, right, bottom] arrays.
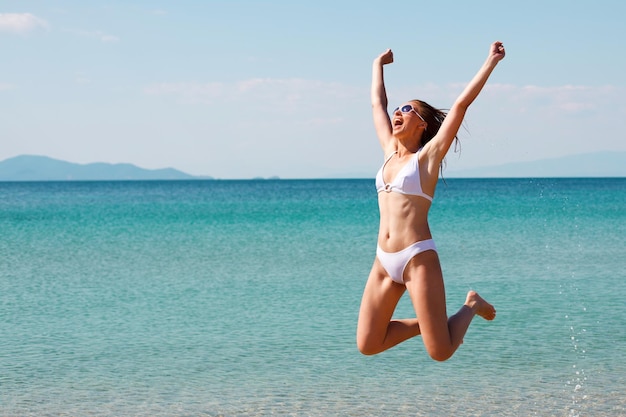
[[465, 290, 496, 320]]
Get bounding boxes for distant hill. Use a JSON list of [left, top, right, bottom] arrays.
[[446, 151, 626, 178], [0, 155, 204, 181], [2, 151, 624, 181]]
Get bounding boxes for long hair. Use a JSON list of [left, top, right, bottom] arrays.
[[411, 99, 462, 176]]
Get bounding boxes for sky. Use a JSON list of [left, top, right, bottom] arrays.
[[1, 0, 625, 179]]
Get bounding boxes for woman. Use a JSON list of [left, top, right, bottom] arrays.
[[357, 41, 506, 361]]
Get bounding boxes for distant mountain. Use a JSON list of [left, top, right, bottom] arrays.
[[0, 155, 205, 181], [2, 151, 624, 181], [446, 151, 626, 178]]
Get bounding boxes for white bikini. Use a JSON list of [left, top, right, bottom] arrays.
[[375, 150, 437, 284]]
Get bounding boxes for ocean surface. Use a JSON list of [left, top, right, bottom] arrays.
[[1, 178, 625, 417]]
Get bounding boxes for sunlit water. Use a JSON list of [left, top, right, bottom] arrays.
[[1, 178, 625, 416]]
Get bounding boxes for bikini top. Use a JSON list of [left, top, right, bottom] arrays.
[[375, 150, 433, 202]]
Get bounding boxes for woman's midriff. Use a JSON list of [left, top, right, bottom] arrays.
[[377, 192, 432, 252]]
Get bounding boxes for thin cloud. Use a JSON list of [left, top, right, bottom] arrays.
[[144, 78, 587, 118], [143, 78, 622, 134], [509, 84, 620, 115], [100, 34, 119, 43], [144, 78, 362, 107], [0, 13, 48, 34], [64, 28, 120, 43], [74, 73, 91, 85], [0, 83, 16, 91], [397, 82, 622, 117], [144, 82, 225, 103], [302, 116, 345, 127]]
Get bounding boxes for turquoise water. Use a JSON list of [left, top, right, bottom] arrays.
[[1, 178, 625, 416]]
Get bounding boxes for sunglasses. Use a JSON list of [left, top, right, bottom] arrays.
[[393, 104, 426, 125]]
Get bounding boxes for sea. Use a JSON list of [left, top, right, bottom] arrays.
[[1, 178, 625, 417]]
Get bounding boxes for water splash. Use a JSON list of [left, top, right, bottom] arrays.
[[563, 281, 589, 417]]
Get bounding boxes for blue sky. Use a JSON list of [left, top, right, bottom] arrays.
[[2, 0, 625, 178]]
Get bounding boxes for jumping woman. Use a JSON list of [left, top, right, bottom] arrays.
[[357, 41, 506, 361]]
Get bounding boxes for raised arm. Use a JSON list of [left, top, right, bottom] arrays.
[[424, 41, 506, 163], [371, 49, 395, 152]]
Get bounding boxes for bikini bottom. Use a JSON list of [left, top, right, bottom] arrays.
[[376, 239, 437, 284]]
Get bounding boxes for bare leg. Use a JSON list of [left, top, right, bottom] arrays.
[[466, 290, 496, 320], [447, 290, 496, 352], [404, 251, 495, 361], [357, 260, 422, 355]]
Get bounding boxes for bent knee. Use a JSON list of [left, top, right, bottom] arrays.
[[358, 345, 379, 356], [427, 347, 454, 362], [356, 337, 380, 356]]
